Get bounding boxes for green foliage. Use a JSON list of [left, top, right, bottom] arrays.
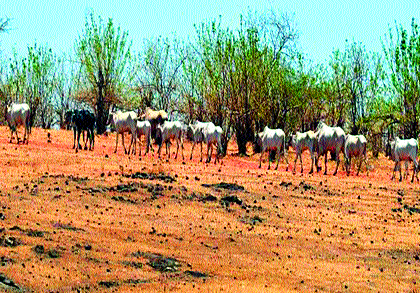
[[191, 12, 299, 154], [384, 18, 420, 138], [135, 35, 186, 113], [1, 43, 58, 128], [76, 12, 133, 133]]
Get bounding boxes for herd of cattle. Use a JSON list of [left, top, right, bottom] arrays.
[[4, 102, 420, 182]]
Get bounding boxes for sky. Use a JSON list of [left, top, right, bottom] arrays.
[[1, 0, 420, 65]]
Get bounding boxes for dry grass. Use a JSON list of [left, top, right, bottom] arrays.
[[0, 126, 419, 292]]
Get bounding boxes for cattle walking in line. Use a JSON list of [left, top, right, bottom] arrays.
[[290, 130, 317, 174], [5, 102, 31, 144], [156, 120, 185, 160], [202, 123, 223, 164], [186, 121, 214, 162], [65, 109, 95, 153], [387, 137, 419, 182], [142, 107, 168, 142], [134, 120, 152, 156], [314, 122, 346, 175], [107, 108, 138, 154], [258, 126, 288, 170], [344, 134, 367, 176]]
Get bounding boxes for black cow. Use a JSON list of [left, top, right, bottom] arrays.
[[65, 109, 96, 153]]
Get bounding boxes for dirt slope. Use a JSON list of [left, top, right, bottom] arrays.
[[0, 126, 419, 292]]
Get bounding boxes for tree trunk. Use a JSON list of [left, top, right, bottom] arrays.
[[96, 69, 106, 134]]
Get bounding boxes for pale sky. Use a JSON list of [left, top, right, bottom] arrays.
[[1, 0, 419, 64]]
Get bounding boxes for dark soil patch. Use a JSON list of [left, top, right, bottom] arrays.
[[0, 236, 21, 247], [132, 251, 181, 273], [0, 273, 20, 290], [52, 222, 84, 232], [122, 261, 143, 269], [185, 270, 208, 278], [299, 181, 315, 191], [280, 181, 293, 188], [220, 195, 243, 207], [0, 256, 14, 266], [98, 280, 118, 288], [111, 195, 137, 204], [33, 245, 45, 254], [202, 182, 245, 191], [200, 194, 218, 202], [26, 229, 45, 237], [240, 215, 264, 225], [33, 245, 62, 258], [124, 172, 176, 183]]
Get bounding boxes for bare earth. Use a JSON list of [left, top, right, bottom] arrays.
[[0, 126, 419, 292]]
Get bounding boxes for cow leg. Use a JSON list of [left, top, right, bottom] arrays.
[[206, 144, 211, 163], [357, 157, 363, 176], [90, 128, 95, 150], [309, 152, 314, 174], [166, 141, 171, 159], [346, 157, 351, 176], [200, 142, 203, 162], [324, 154, 328, 175], [157, 143, 162, 158], [315, 153, 322, 173], [283, 146, 289, 171], [208, 144, 213, 163], [145, 134, 150, 155], [9, 128, 13, 143], [72, 127, 76, 149], [411, 160, 417, 183], [16, 128, 20, 144], [131, 131, 137, 155], [138, 138, 147, 158], [275, 149, 281, 170], [293, 153, 298, 174], [180, 136, 184, 160], [175, 138, 179, 159], [76, 129, 81, 153], [391, 161, 397, 180], [83, 131, 88, 150], [259, 150, 264, 168], [398, 162, 402, 182], [190, 141, 195, 160], [122, 133, 129, 154], [23, 126, 27, 144], [114, 132, 119, 153], [333, 151, 340, 175]]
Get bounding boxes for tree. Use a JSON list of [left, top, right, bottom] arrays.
[[384, 18, 420, 138], [135, 36, 187, 113], [192, 11, 298, 155], [3, 44, 58, 128], [76, 12, 133, 134]]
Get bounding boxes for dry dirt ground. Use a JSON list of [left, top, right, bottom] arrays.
[[0, 126, 419, 292]]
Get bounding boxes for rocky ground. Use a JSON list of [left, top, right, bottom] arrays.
[[0, 126, 419, 292]]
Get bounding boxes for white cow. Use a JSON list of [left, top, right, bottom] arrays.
[[291, 130, 317, 174], [5, 103, 31, 144], [107, 109, 138, 154], [202, 123, 223, 164], [134, 120, 152, 156], [258, 126, 288, 170], [389, 137, 419, 182], [388, 140, 409, 179], [156, 120, 185, 160], [187, 121, 214, 161], [344, 134, 367, 176], [315, 121, 346, 175]]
